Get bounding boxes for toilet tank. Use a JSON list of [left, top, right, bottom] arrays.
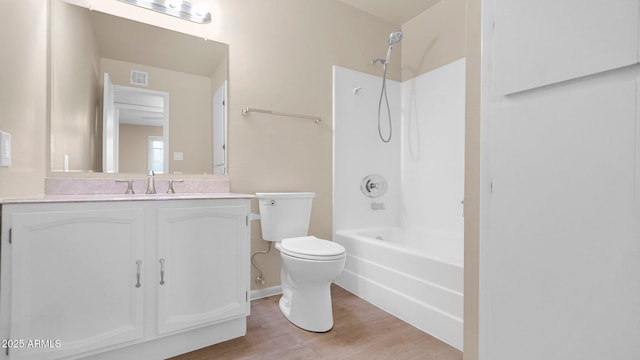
[[256, 192, 315, 241]]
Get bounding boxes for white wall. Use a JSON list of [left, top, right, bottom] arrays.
[[481, 1, 640, 359], [333, 66, 401, 231], [401, 58, 465, 236]]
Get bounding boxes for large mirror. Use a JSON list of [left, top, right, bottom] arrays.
[[50, 0, 229, 175]]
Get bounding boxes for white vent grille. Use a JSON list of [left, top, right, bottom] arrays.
[[130, 70, 148, 86]]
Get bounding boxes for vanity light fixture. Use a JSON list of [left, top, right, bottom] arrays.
[[118, 0, 211, 24]]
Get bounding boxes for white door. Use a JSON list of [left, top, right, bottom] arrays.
[[486, 79, 640, 360], [102, 73, 118, 173], [156, 202, 248, 334], [212, 81, 227, 175], [482, 1, 640, 359], [9, 207, 145, 360]]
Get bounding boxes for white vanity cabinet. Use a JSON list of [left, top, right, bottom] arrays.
[[2, 205, 145, 360], [156, 204, 249, 334], [0, 198, 251, 360]]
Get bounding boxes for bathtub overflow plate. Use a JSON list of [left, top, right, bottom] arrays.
[[360, 174, 388, 198]]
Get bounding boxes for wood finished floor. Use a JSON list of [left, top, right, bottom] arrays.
[[170, 285, 462, 360]]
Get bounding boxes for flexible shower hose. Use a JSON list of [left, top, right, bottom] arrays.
[[377, 62, 392, 143]]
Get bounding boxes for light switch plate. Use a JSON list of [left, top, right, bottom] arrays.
[[0, 131, 11, 167], [173, 151, 184, 161]]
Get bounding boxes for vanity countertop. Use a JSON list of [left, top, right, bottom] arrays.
[[1, 192, 255, 205]]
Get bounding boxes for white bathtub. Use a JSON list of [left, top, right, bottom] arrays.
[[334, 227, 463, 350]]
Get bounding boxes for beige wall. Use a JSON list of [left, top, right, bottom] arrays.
[[119, 124, 163, 173], [401, 0, 466, 81], [102, 58, 213, 174], [224, 0, 401, 289], [0, 0, 48, 198], [402, 1, 476, 355], [50, 0, 101, 172]]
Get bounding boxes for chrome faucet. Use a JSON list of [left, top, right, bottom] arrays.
[[115, 179, 135, 194], [146, 170, 156, 194]]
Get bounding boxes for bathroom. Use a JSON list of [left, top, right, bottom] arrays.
[[2, 0, 640, 360]]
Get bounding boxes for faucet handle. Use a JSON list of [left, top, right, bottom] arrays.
[[115, 179, 135, 194], [167, 179, 184, 194]]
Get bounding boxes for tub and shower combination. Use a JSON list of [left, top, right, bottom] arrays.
[[333, 46, 466, 350]]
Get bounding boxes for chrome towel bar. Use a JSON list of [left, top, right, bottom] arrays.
[[241, 107, 321, 124]]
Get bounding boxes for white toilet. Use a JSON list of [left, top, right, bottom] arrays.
[[256, 192, 346, 332]]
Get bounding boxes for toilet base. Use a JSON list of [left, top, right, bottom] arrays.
[[276, 241, 346, 333], [278, 286, 334, 333]]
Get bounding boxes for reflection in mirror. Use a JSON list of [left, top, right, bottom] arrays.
[[50, 0, 229, 175], [103, 74, 169, 173]]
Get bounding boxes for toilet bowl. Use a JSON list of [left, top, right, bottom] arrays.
[[278, 236, 346, 332], [256, 193, 346, 332]]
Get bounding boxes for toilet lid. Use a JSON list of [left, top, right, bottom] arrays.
[[280, 236, 346, 261]]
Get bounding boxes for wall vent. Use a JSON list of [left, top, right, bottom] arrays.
[[130, 70, 149, 86]]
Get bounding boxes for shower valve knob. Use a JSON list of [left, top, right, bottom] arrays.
[[360, 174, 388, 198]]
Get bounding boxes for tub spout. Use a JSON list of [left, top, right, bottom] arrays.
[[371, 202, 385, 210]]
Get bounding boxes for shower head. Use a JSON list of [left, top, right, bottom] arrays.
[[372, 30, 404, 66], [384, 30, 403, 64], [389, 30, 403, 45]]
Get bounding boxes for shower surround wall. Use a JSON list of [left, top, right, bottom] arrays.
[[333, 59, 465, 349], [333, 66, 401, 231], [334, 59, 465, 238], [402, 58, 466, 236]]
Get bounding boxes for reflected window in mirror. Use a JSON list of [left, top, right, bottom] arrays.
[[148, 137, 167, 174]]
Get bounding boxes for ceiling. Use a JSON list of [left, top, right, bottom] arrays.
[[339, 0, 442, 24]]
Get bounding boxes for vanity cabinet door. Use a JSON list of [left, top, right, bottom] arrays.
[[7, 206, 145, 360], [156, 202, 249, 335]]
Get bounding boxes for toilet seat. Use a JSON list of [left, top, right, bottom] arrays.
[[279, 236, 346, 261]]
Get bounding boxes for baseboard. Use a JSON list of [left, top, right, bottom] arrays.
[[250, 285, 282, 300]]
